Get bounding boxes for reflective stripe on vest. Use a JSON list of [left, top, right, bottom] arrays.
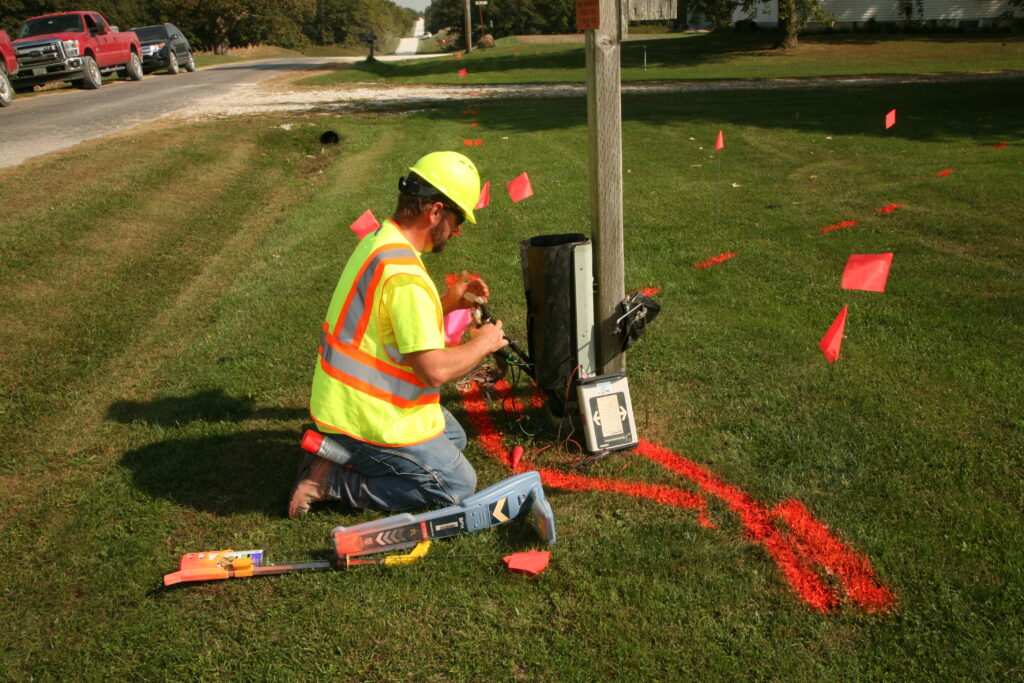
[[319, 330, 439, 408], [317, 240, 440, 411], [335, 246, 423, 346]]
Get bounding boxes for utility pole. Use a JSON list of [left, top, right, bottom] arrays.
[[579, 0, 674, 374], [464, 0, 473, 53], [582, 0, 625, 374]]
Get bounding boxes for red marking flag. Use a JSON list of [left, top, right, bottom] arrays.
[[463, 139, 474, 146], [993, 142, 1007, 149], [639, 287, 661, 297], [821, 220, 858, 234], [510, 446, 524, 468], [842, 253, 894, 293], [475, 181, 490, 210], [474, 139, 483, 146], [470, 122, 478, 127], [936, 169, 954, 177], [507, 173, 534, 202], [885, 109, 896, 129], [819, 306, 848, 363], [458, 68, 468, 77], [503, 551, 550, 575], [715, 130, 724, 150], [349, 209, 380, 238]]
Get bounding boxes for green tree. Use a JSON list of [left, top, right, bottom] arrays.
[[426, 0, 574, 45]]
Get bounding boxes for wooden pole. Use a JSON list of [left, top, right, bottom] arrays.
[[464, 0, 473, 53], [585, 0, 625, 374]]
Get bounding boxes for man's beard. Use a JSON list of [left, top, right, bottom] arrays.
[[428, 220, 448, 253]]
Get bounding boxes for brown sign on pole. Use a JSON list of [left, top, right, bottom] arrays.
[[576, 0, 600, 31]]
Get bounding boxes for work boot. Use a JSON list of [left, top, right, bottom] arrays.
[[288, 453, 334, 519]]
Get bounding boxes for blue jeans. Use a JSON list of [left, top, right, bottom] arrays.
[[326, 407, 477, 511]]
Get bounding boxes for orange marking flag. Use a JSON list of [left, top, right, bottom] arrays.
[[457, 68, 468, 77], [885, 109, 896, 129], [504, 551, 550, 575], [475, 181, 490, 210], [841, 253, 893, 293], [936, 169, 954, 177], [349, 209, 380, 238], [819, 305, 848, 363], [507, 172, 534, 203]]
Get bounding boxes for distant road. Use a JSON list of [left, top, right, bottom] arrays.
[[395, 18, 426, 55], [0, 55, 420, 169]]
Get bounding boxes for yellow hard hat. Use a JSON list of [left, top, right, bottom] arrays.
[[407, 151, 481, 224]]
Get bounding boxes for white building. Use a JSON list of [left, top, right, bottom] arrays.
[[730, 0, 1020, 27]]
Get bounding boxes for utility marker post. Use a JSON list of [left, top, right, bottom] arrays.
[[581, 0, 626, 374]]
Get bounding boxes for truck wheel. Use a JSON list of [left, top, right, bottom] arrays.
[[80, 55, 102, 89], [167, 52, 179, 75], [0, 68, 12, 107], [183, 52, 196, 73], [125, 53, 144, 81]]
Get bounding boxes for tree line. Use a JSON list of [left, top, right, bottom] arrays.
[[0, 0, 417, 54], [424, 0, 832, 50]]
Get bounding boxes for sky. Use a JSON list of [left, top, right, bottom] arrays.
[[393, 0, 430, 12]]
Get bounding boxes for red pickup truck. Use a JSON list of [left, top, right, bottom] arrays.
[[1, 30, 15, 105], [11, 11, 143, 92]]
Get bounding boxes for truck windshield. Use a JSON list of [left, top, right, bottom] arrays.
[[132, 26, 169, 42], [19, 15, 85, 38]]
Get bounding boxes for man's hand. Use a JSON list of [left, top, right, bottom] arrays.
[[470, 320, 509, 354], [441, 271, 491, 314], [406, 320, 509, 388]]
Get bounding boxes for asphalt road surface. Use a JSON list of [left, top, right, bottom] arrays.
[[0, 56, 363, 169]]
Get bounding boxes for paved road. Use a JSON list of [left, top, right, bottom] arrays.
[[395, 18, 426, 55], [0, 56, 388, 169]]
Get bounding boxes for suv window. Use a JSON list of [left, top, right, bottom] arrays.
[[19, 15, 85, 38], [132, 25, 170, 42]]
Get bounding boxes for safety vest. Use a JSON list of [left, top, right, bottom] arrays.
[[310, 220, 443, 446]]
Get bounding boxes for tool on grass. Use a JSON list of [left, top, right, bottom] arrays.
[[163, 471, 556, 586]]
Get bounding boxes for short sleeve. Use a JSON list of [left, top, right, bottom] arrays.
[[380, 274, 445, 355]]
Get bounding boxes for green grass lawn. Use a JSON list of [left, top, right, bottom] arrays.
[[302, 31, 1024, 85], [1, 43, 1023, 678]]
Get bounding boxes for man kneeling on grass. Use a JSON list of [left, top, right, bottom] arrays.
[[288, 151, 508, 517]]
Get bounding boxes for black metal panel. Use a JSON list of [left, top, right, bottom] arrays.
[[519, 234, 589, 400]]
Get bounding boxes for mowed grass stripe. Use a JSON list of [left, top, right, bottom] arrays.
[[0, 75, 1021, 677]]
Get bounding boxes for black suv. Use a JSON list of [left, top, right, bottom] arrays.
[[130, 23, 194, 74]]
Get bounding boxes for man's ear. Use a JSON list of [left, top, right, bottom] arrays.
[[425, 201, 446, 224]]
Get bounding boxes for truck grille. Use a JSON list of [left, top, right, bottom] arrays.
[[14, 40, 65, 69]]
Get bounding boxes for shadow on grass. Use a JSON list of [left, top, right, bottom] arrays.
[[110, 390, 309, 516], [120, 428, 301, 516], [390, 78, 1023, 144], [107, 389, 305, 427], [323, 32, 1022, 80]]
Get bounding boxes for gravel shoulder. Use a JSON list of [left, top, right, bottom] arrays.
[[168, 68, 1024, 119]]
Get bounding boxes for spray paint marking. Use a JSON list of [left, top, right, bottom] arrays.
[[694, 252, 737, 269], [460, 382, 895, 613]]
